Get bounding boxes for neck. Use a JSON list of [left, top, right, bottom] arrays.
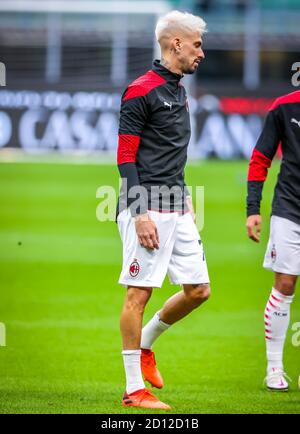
[[160, 54, 182, 76]]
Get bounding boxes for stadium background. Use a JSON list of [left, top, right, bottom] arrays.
[[0, 0, 299, 414]]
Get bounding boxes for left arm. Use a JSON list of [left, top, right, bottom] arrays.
[[246, 104, 283, 242]]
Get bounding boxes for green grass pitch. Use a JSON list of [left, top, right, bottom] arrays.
[[0, 159, 299, 414]]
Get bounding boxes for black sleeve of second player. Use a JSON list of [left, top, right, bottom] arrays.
[[247, 181, 264, 216], [247, 107, 283, 217]]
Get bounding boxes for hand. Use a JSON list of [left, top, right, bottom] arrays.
[[246, 214, 262, 243], [135, 213, 160, 250]]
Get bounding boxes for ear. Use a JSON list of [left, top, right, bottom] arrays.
[[171, 37, 181, 54], [174, 37, 181, 50]]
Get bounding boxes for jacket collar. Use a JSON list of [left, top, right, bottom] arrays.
[[152, 59, 183, 83]]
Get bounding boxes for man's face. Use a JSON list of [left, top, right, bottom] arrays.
[[176, 31, 205, 74]]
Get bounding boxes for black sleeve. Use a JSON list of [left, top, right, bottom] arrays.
[[118, 90, 149, 138], [247, 107, 283, 217], [247, 181, 264, 216], [118, 162, 148, 217], [117, 86, 149, 217]]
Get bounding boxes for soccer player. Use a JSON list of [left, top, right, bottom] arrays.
[[116, 11, 209, 409], [246, 90, 300, 391]]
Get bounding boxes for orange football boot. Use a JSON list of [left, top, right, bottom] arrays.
[[141, 348, 164, 389], [122, 388, 171, 410]]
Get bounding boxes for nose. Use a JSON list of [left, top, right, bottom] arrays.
[[199, 48, 205, 59]]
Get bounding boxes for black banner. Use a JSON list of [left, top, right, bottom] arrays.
[[0, 89, 277, 159]]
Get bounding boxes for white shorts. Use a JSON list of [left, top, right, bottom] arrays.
[[263, 215, 300, 276], [117, 209, 210, 288]]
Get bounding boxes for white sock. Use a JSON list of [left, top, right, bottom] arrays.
[[122, 349, 145, 394], [264, 287, 294, 373], [141, 311, 171, 350]]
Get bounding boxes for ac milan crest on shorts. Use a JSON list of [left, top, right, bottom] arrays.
[[117, 209, 210, 288], [129, 260, 140, 277], [263, 216, 300, 275], [271, 245, 277, 263]]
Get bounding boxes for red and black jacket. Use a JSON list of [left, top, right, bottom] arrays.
[[247, 90, 300, 225], [116, 59, 191, 218]]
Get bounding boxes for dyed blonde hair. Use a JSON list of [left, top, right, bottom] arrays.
[[155, 10, 207, 43]]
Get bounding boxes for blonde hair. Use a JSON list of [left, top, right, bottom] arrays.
[[155, 10, 207, 42]]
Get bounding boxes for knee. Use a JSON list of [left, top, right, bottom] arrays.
[[275, 276, 296, 296], [124, 288, 152, 313], [185, 284, 211, 306]]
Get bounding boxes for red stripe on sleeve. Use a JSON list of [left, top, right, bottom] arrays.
[[117, 134, 140, 164], [248, 148, 272, 182]]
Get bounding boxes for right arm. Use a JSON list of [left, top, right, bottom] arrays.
[[246, 103, 283, 242], [117, 86, 159, 250]]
